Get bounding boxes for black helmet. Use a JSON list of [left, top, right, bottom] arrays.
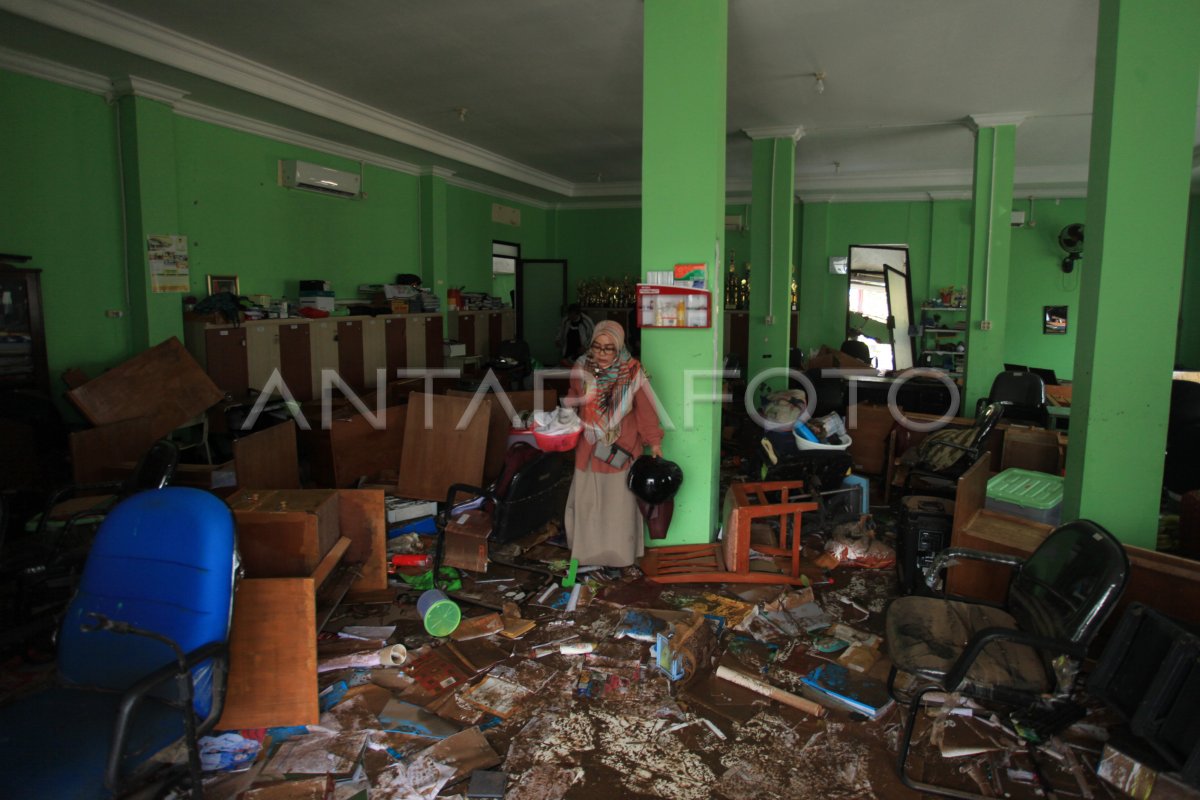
[[627, 456, 683, 504]]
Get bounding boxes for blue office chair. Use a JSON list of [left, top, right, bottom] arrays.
[[0, 487, 238, 799]]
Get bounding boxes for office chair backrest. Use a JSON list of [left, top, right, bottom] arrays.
[[58, 487, 236, 717], [840, 339, 872, 364], [498, 339, 532, 366], [492, 449, 566, 544], [989, 370, 1047, 408], [121, 438, 180, 496], [1008, 519, 1128, 647]]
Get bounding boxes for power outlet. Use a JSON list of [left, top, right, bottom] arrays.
[[105, 309, 124, 318], [979, 320, 992, 331], [764, 315, 774, 325]]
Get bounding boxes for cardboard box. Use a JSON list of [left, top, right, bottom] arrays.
[[443, 509, 492, 572]]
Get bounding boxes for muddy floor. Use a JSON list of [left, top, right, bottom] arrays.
[[199, 534, 1134, 800]]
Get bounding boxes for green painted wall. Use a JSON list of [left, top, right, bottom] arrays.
[[553, 206, 642, 299], [174, 116, 421, 301], [796, 200, 946, 355], [445, 186, 550, 297], [641, 0, 728, 544], [0, 71, 130, 393], [1004, 198, 1087, 379]]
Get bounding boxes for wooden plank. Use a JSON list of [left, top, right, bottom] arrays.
[[397, 393, 488, 501], [218, 577, 319, 730], [337, 489, 389, 597], [313, 536, 351, 588], [204, 327, 249, 396], [233, 419, 300, 489], [68, 415, 156, 484], [336, 319, 365, 390], [328, 405, 406, 487], [66, 337, 222, 439], [846, 402, 895, 476], [449, 388, 560, 483], [1000, 426, 1062, 474]]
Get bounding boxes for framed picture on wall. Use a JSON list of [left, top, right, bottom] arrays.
[[1043, 305, 1067, 334], [207, 274, 240, 296]]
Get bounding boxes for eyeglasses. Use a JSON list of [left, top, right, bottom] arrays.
[[589, 344, 618, 355]]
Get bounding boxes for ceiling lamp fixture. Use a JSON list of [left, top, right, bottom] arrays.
[[456, 107, 468, 122], [814, 70, 826, 95]]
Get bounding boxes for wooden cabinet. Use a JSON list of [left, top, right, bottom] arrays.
[[0, 259, 49, 396], [217, 488, 387, 730], [203, 327, 248, 396], [279, 322, 313, 401], [448, 309, 516, 360], [185, 313, 443, 400]]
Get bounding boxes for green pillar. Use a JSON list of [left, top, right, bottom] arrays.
[[796, 201, 831, 355], [642, 0, 727, 544], [745, 129, 800, 390], [963, 115, 1023, 411], [1063, 0, 1200, 546], [113, 79, 186, 352], [420, 167, 451, 334]]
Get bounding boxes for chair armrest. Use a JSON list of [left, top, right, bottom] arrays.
[[443, 483, 491, 511], [924, 548, 1025, 591], [944, 625, 1087, 692], [107, 640, 229, 792]]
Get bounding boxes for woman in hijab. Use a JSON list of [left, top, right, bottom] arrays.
[[565, 320, 664, 568]]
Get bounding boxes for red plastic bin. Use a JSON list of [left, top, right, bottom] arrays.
[[531, 427, 581, 452]]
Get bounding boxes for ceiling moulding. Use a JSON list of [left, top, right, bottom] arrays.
[[4, 0, 575, 196], [110, 75, 189, 106], [965, 112, 1031, 132], [570, 181, 642, 198], [420, 166, 457, 180], [174, 100, 422, 176], [443, 175, 551, 211], [742, 126, 806, 142], [0, 44, 110, 94], [799, 168, 974, 193], [555, 199, 644, 211]]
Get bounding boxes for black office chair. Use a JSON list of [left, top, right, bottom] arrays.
[[432, 443, 570, 579], [487, 339, 533, 389], [885, 519, 1129, 799], [840, 338, 872, 365], [33, 438, 180, 543], [976, 369, 1048, 427], [900, 402, 1004, 498]]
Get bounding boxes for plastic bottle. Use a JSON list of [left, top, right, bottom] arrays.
[[676, 299, 686, 327]]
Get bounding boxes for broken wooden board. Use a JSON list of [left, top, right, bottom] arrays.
[[396, 393, 488, 501], [448, 388, 558, 482], [66, 337, 223, 439]]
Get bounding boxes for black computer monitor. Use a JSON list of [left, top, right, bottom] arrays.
[[1029, 367, 1059, 386]]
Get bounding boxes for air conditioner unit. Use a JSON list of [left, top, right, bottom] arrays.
[[1011, 211, 1026, 227], [724, 214, 745, 231], [280, 160, 361, 198]]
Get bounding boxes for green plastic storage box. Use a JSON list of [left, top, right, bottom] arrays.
[[985, 468, 1063, 525]]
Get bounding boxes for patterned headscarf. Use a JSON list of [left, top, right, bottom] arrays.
[[574, 321, 644, 442]]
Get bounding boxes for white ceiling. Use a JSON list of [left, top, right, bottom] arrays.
[[1, 0, 1197, 205]]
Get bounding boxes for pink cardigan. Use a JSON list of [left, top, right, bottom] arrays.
[[568, 373, 664, 474]]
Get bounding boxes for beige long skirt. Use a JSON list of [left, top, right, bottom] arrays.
[[564, 468, 644, 567]]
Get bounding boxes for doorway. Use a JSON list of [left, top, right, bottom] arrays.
[[516, 259, 568, 367], [845, 245, 915, 372]]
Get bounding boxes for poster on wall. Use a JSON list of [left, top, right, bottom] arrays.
[[148, 234, 190, 293]]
